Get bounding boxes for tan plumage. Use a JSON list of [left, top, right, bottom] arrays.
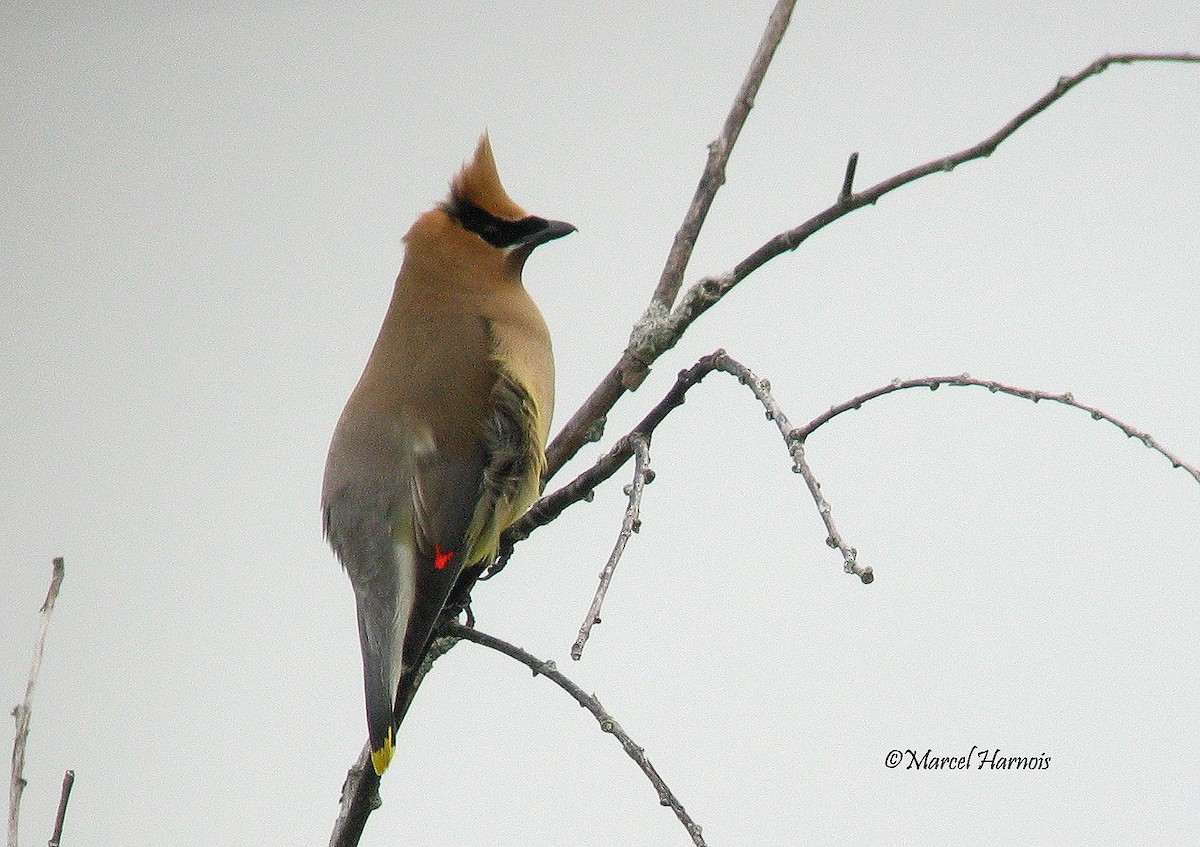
[[322, 134, 573, 774]]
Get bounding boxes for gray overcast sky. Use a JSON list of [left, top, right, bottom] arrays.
[[3, 2, 1198, 845]]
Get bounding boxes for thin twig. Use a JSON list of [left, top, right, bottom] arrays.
[[649, 0, 798, 312], [573, 435, 654, 660], [545, 52, 1200, 481], [445, 622, 707, 847], [798, 373, 1200, 485], [46, 771, 73, 847], [708, 355, 871, 583], [547, 0, 799, 473], [838, 152, 859, 203], [9, 558, 66, 847]]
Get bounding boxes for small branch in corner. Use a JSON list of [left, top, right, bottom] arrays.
[[8, 557, 67, 847], [47, 770, 75, 847]]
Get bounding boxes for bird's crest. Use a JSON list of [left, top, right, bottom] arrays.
[[451, 133, 527, 222]]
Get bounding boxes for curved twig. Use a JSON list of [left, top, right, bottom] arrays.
[[709, 354, 871, 583], [445, 622, 707, 847], [798, 373, 1200, 484]]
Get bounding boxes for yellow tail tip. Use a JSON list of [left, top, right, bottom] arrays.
[[371, 730, 395, 775]]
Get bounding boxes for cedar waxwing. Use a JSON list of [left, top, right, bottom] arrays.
[[322, 134, 573, 776]]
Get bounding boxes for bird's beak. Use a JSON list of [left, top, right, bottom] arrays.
[[521, 218, 576, 249], [508, 218, 576, 269]]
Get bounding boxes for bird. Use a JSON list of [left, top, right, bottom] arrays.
[[322, 133, 574, 776]]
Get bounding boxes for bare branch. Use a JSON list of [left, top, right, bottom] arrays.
[[546, 52, 1200, 480], [46, 770, 73, 847], [573, 435, 654, 660], [667, 53, 1200, 333], [649, 0, 798, 312], [445, 622, 707, 847], [9, 557, 66, 847], [798, 373, 1200, 485], [709, 355, 872, 583], [547, 0, 799, 476]]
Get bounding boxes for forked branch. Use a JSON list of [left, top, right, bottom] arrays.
[[504, 349, 871, 636], [548, 0, 800, 471], [512, 355, 1200, 606], [546, 51, 1200, 480]]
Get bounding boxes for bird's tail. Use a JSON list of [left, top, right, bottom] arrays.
[[356, 550, 477, 776], [356, 609, 399, 775]]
